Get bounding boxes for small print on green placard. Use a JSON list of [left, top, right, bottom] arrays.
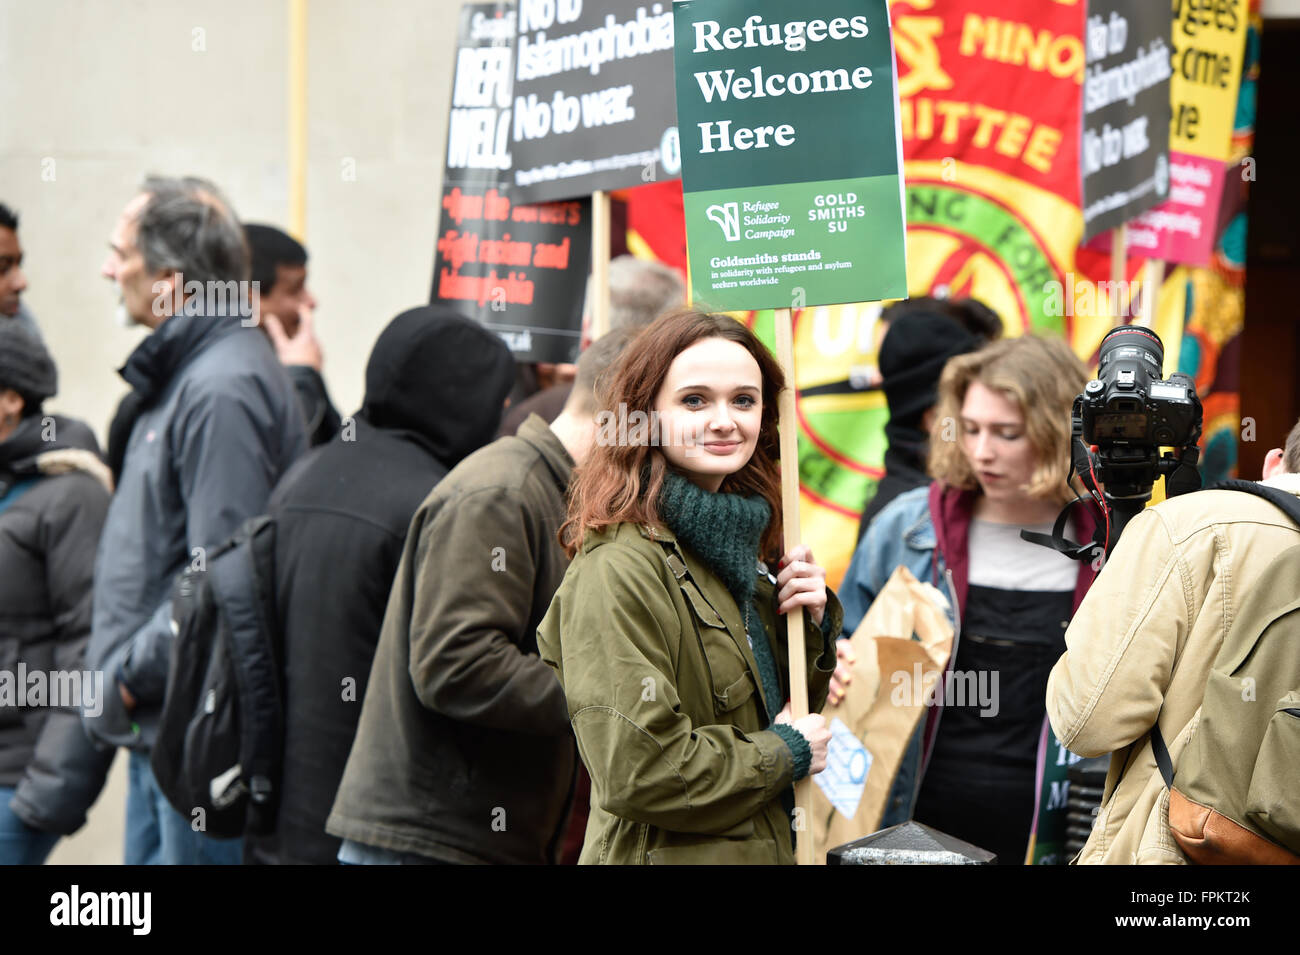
[[685, 175, 907, 312]]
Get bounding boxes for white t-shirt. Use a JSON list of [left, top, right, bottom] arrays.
[[967, 518, 1078, 591]]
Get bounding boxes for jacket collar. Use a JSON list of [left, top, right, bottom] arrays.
[[515, 414, 574, 496], [119, 308, 246, 405], [1260, 472, 1300, 496], [0, 414, 101, 474], [903, 506, 936, 550], [637, 521, 766, 701]]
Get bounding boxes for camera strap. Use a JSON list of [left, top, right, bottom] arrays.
[[1019, 497, 1104, 562], [1019, 438, 1107, 562]]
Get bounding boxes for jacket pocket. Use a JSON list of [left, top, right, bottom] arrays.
[[679, 580, 755, 715], [646, 833, 778, 865], [1244, 692, 1300, 853]]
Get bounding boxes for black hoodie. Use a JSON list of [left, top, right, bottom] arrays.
[[245, 305, 515, 865]]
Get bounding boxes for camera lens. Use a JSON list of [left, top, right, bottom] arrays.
[[1098, 326, 1164, 379]]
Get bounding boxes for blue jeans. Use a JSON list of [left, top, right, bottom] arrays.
[[0, 786, 60, 865], [337, 839, 449, 865], [125, 751, 243, 865]]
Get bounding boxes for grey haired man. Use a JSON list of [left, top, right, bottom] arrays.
[[85, 176, 307, 865]]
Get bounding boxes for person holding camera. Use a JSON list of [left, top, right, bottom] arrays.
[[1047, 419, 1300, 864], [838, 335, 1099, 864]]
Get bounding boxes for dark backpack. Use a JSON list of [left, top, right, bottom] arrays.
[[150, 515, 284, 839], [1152, 479, 1300, 865]]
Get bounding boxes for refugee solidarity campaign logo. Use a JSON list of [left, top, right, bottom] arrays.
[[706, 201, 741, 241], [50, 886, 151, 935]]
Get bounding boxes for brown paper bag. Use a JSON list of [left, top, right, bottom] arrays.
[[812, 565, 954, 863]]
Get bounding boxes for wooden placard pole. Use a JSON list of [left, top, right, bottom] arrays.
[[1137, 257, 1163, 330], [773, 305, 814, 866], [1110, 225, 1127, 322], [288, 0, 308, 240], [590, 190, 612, 341]]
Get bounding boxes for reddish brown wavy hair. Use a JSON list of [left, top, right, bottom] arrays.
[[560, 308, 787, 559]]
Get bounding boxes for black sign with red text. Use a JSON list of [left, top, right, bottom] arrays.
[[431, 2, 591, 363]]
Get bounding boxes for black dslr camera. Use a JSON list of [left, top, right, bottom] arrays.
[[1023, 326, 1204, 563], [1075, 326, 1203, 505]]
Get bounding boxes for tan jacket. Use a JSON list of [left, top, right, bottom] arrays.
[[1047, 474, 1300, 864]]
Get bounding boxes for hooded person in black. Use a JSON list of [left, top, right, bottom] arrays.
[[857, 308, 982, 540], [243, 305, 514, 865]]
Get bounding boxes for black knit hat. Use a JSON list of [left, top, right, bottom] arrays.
[[880, 309, 980, 430], [0, 320, 58, 406]]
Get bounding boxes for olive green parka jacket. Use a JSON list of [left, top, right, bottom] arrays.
[[537, 521, 841, 865]]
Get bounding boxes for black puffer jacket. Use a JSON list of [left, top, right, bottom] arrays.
[[0, 415, 115, 834], [244, 305, 515, 864]]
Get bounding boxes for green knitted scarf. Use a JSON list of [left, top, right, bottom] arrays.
[[657, 469, 769, 613], [656, 470, 812, 779]]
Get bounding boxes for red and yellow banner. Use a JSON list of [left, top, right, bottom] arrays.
[[626, 0, 1256, 589]]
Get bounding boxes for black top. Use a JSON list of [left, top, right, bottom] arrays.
[[912, 584, 1073, 864]]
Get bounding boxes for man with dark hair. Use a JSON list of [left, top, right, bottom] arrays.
[[327, 326, 638, 865], [85, 177, 307, 865], [0, 202, 40, 340], [243, 305, 516, 865], [244, 224, 340, 446]]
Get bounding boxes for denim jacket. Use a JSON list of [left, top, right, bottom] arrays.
[[842, 485, 952, 636], [841, 482, 1100, 856]]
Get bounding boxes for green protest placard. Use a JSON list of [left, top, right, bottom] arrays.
[[672, 0, 908, 311]]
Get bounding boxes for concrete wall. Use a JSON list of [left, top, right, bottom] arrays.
[[1, 0, 461, 442], [1, 0, 460, 863]]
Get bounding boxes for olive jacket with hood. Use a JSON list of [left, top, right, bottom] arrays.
[[1047, 473, 1300, 864], [327, 410, 578, 865], [536, 521, 841, 865], [0, 415, 115, 834], [246, 306, 515, 865]]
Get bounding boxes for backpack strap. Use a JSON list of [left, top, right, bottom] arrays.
[[206, 516, 282, 817], [1151, 722, 1175, 788], [1211, 478, 1300, 527]]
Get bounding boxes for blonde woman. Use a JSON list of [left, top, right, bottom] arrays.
[[839, 334, 1099, 864]]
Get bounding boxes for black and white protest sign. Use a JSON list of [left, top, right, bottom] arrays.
[[1081, 0, 1172, 240], [431, 2, 592, 365], [445, 3, 517, 181], [509, 0, 680, 203]]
